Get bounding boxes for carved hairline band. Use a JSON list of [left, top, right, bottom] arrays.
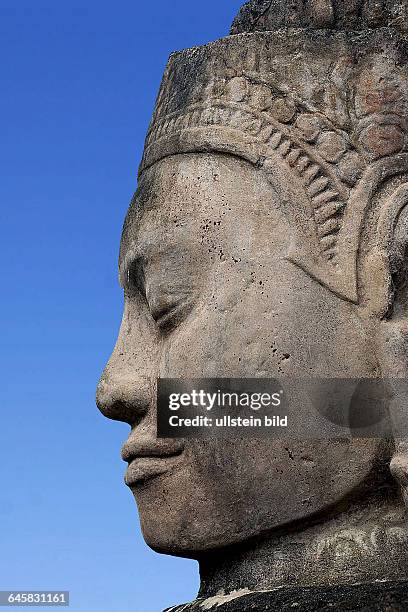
[[140, 115, 408, 306]]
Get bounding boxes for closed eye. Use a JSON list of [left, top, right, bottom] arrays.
[[121, 255, 198, 332], [149, 296, 194, 332]]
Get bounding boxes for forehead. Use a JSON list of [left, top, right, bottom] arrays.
[[125, 153, 231, 232], [120, 153, 277, 252], [118, 152, 290, 287]]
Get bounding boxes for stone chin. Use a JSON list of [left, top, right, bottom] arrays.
[[131, 438, 386, 558]]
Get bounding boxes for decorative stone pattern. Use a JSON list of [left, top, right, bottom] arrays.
[[144, 83, 351, 265], [231, 0, 408, 34], [141, 27, 408, 302]]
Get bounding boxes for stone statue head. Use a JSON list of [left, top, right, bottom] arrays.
[[97, 0, 408, 591]]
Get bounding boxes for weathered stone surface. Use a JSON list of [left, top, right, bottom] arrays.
[[165, 581, 408, 612], [231, 0, 408, 34], [139, 27, 408, 302], [96, 0, 408, 608]]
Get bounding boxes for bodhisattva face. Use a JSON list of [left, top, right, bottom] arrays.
[[96, 152, 385, 556]]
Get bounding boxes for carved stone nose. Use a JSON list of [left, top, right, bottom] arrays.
[[96, 373, 150, 425]]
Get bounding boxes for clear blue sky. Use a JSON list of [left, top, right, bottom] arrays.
[[0, 1, 242, 610]]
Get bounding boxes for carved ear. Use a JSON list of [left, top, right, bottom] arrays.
[[374, 189, 408, 506], [362, 183, 408, 318], [376, 320, 408, 507]]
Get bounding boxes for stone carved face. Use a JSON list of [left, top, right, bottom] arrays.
[[96, 151, 387, 555]]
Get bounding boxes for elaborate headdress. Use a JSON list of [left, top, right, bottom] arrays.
[[140, 0, 408, 304]]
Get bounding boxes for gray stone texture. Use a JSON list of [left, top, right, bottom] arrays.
[[96, 0, 408, 609], [231, 0, 408, 33], [165, 581, 408, 611]]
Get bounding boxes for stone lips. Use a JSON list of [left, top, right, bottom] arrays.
[[140, 29, 408, 303]]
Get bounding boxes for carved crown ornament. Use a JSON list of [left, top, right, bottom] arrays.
[[139, 29, 408, 303], [231, 0, 408, 34]]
